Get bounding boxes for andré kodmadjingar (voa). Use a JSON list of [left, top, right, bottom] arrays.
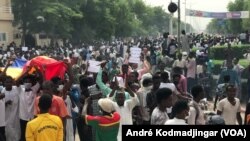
[[126, 129, 219, 138]]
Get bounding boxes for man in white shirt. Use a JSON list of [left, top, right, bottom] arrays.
[[185, 52, 197, 93], [180, 30, 190, 53], [108, 76, 139, 141], [165, 100, 189, 125], [151, 88, 173, 125], [137, 74, 153, 124], [159, 72, 178, 105], [217, 84, 242, 125], [159, 72, 189, 106], [187, 85, 206, 125], [1, 76, 20, 141], [16, 67, 42, 141]]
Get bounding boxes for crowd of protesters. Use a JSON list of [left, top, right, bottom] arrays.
[[0, 30, 250, 141]]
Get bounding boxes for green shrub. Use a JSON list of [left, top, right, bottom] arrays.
[[209, 44, 250, 60], [213, 59, 249, 67], [212, 59, 249, 78]]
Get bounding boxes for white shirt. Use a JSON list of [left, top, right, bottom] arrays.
[[187, 101, 206, 125], [159, 82, 178, 104], [19, 83, 40, 121], [0, 98, 5, 127], [165, 117, 188, 125], [186, 58, 196, 78], [217, 98, 241, 125], [172, 59, 185, 69], [196, 65, 203, 76], [65, 96, 74, 141], [109, 95, 139, 141], [110, 95, 139, 124], [151, 107, 169, 125], [2, 86, 20, 141], [159, 82, 176, 91], [137, 88, 151, 121]]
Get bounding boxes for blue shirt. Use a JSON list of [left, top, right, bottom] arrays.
[[217, 69, 240, 86]]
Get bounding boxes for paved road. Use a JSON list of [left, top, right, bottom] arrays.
[[75, 133, 80, 141]]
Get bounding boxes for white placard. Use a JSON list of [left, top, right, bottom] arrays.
[[129, 57, 141, 64], [130, 47, 141, 52], [130, 52, 141, 57], [22, 47, 28, 51], [87, 60, 101, 73], [129, 47, 142, 64]]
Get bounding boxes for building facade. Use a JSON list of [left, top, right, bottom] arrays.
[[0, 0, 14, 46]]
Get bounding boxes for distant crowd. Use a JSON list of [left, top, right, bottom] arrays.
[[0, 30, 250, 141]]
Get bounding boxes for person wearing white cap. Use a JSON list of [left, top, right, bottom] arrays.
[[82, 97, 120, 141]]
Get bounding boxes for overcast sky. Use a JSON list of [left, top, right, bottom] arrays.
[[143, 0, 235, 32]]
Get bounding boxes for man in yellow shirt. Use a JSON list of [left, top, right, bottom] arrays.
[[25, 93, 63, 141]]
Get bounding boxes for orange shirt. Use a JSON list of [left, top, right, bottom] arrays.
[[34, 95, 69, 118]]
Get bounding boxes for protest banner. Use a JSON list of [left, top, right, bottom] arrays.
[[129, 47, 142, 64]]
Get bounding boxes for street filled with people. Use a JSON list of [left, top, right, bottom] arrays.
[[0, 31, 250, 141]]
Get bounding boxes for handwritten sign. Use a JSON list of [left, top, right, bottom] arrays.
[[87, 60, 101, 73], [129, 58, 141, 64], [22, 47, 28, 51], [129, 47, 142, 64]]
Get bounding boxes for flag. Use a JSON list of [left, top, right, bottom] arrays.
[[0, 67, 23, 80], [23, 56, 67, 80], [12, 58, 27, 68]]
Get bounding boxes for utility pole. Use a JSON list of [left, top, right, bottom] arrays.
[[184, 0, 187, 32], [177, 0, 181, 48], [168, 0, 178, 36], [169, 13, 173, 35]]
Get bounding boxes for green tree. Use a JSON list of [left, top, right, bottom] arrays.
[[40, 2, 82, 45], [12, 0, 83, 46], [12, 0, 42, 45], [12, 0, 193, 44], [227, 0, 244, 33], [242, 0, 250, 31], [206, 0, 245, 34], [114, 0, 139, 38]]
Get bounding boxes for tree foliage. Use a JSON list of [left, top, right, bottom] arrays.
[[206, 0, 247, 34], [12, 0, 192, 45], [242, 0, 250, 31]]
